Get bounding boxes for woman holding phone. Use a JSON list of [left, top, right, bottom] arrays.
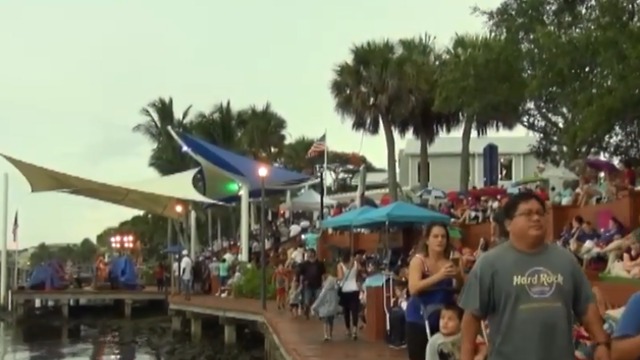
[[405, 222, 463, 360]]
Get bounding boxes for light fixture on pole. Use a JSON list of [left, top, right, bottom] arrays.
[[110, 234, 135, 251], [258, 165, 269, 311]]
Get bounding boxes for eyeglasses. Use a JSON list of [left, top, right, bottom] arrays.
[[514, 210, 546, 219]]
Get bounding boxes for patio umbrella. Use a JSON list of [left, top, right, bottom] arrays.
[[416, 186, 447, 199], [353, 201, 450, 227], [586, 158, 619, 174]]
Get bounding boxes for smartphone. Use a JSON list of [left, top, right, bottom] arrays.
[[451, 257, 460, 267]]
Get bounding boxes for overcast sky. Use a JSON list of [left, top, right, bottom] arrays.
[[1, 0, 516, 248]]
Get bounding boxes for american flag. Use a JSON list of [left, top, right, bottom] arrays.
[[12, 211, 18, 245], [306, 133, 326, 158]]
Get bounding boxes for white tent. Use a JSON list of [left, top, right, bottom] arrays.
[[284, 189, 336, 211], [1, 154, 219, 219]]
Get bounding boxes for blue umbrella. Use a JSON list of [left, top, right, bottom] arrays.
[[416, 186, 447, 199], [321, 206, 375, 229], [353, 201, 450, 227]]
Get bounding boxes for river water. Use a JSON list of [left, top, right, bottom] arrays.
[[0, 310, 264, 360]]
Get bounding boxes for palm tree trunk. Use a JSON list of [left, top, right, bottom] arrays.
[[419, 132, 429, 188], [460, 116, 473, 191], [381, 119, 399, 201]]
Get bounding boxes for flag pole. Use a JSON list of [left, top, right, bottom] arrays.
[[320, 130, 328, 221], [0, 173, 9, 308], [323, 129, 328, 197], [12, 212, 18, 288]]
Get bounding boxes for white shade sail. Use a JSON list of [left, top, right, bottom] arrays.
[[1, 154, 219, 219], [284, 189, 336, 211]]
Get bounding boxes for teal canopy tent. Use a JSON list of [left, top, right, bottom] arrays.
[[321, 206, 375, 229], [352, 201, 450, 228]]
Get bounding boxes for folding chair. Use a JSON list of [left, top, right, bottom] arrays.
[[423, 303, 445, 340]]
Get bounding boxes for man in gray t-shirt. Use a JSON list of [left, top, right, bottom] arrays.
[[458, 192, 610, 360]]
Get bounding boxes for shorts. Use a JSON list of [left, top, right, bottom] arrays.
[[276, 287, 286, 297], [219, 275, 229, 287]]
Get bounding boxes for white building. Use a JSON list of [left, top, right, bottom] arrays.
[[398, 135, 540, 190]]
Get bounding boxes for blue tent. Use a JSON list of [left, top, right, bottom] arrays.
[[27, 261, 66, 290], [353, 202, 450, 227], [321, 206, 376, 229], [177, 132, 310, 202], [109, 255, 139, 290]]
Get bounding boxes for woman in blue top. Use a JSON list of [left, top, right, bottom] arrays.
[[406, 222, 461, 360]]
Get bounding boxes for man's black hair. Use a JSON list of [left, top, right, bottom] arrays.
[[502, 191, 546, 220]]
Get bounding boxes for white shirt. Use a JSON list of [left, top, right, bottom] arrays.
[[340, 262, 359, 292], [223, 252, 235, 264], [180, 256, 193, 280], [172, 261, 179, 276], [291, 248, 304, 264]]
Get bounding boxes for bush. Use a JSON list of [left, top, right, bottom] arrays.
[[232, 264, 276, 300]]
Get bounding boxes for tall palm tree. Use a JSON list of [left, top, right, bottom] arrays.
[[190, 100, 244, 152], [133, 97, 194, 175], [395, 35, 459, 188], [330, 40, 407, 201], [238, 103, 288, 162], [436, 34, 525, 190]]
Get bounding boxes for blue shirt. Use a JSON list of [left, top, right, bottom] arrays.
[[601, 228, 620, 244], [614, 292, 640, 340], [405, 278, 455, 332]]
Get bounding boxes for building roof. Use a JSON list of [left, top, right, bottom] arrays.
[[403, 135, 537, 155], [175, 131, 311, 202]]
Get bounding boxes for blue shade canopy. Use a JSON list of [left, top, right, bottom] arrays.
[[177, 132, 310, 200], [352, 201, 450, 227], [321, 206, 376, 229]]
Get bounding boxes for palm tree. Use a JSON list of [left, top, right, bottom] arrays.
[[395, 35, 459, 188], [330, 40, 407, 201], [238, 103, 288, 162], [190, 100, 244, 152], [133, 97, 194, 175], [435, 34, 525, 190]]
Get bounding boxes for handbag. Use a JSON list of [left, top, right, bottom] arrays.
[[338, 263, 355, 307]]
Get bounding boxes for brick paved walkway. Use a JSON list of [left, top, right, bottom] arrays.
[[170, 295, 405, 360]]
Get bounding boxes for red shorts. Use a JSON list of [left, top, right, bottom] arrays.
[[276, 287, 286, 297]]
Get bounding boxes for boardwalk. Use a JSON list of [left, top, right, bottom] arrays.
[[170, 295, 405, 360]]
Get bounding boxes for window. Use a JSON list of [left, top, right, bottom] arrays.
[[417, 162, 430, 184], [499, 156, 514, 181]]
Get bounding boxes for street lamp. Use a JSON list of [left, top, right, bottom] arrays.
[[258, 165, 269, 311], [174, 204, 184, 214]]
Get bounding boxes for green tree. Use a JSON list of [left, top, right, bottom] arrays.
[[29, 242, 52, 265], [133, 97, 194, 175], [330, 40, 407, 200], [395, 34, 459, 188], [435, 34, 525, 190], [478, 0, 640, 165], [237, 103, 288, 162]]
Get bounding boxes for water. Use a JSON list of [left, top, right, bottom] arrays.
[[0, 314, 264, 360]]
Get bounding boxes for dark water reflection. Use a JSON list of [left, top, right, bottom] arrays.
[[1, 316, 264, 360]]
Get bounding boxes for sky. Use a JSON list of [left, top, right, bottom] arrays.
[[0, 0, 511, 248]]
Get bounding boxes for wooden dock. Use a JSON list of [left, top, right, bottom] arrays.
[[169, 295, 404, 360], [11, 287, 166, 319]]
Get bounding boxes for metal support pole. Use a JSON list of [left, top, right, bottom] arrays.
[[260, 179, 267, 311], [0, 173, 8, 307]]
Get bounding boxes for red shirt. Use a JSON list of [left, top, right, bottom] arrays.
[[624, 169, 636, 187]]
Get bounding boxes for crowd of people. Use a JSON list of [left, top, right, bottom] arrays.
[[159, 184, 640, 360]]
